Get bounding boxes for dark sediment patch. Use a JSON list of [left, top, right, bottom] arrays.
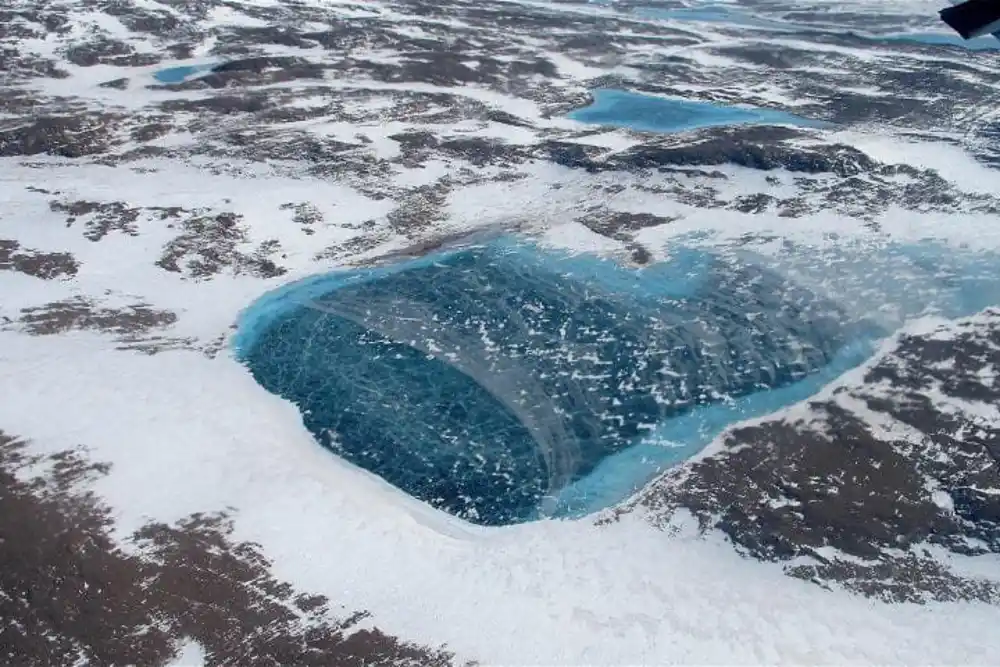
[[729, 192, 778, 214], [385, 182, 451, 235], [209, 129, 360, 163], [0, 54, 70, 82], [389, 130, 441, 168], [279, 202, 324, 236], [160, 93, 274, 116], [609, 136, 877, 176], [797, 88, 951, 127], [50, 200, 142, 242], [712, 45, 804, 69], [486, 109, 535, 128], [315, 231, 393, 264], [64, 39, 160, 68], [356, 52, 502, 87], [215, 25, 321, 50], [96, 0, 183, 33], [16, 297, 177, 337], [615, 310, 1000, 604], [164, 42, 195, 60], [576, 210, 677, 238], [130, 120, 172, 142], [98, 77, 130, 90], [436, 137, 529, 167], [573, 210, 674, 265], [7, 287, 212, 356], [0, 240, 78, 280], [156, 210, 287, 280], [535, 140, 609, 170], [0, 431, 461, 667], [0, 115, 120, 158]]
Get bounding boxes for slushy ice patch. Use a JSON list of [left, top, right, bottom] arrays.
[[235, 238, 897, 526]]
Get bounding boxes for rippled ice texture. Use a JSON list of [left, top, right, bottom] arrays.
[[239, 237, 937, 525]]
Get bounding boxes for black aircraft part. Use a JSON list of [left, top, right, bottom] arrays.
[[940, 0, 1000, 39]]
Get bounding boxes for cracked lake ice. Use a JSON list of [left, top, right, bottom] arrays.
[[233, 237, 1000, 526]]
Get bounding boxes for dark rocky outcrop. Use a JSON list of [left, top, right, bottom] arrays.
[[0, 240, 78, 280], [16, 297, 177, 336], [0, 116, 120, 158], [0, 432, 460, 667], [618, 310, 1000, 603]]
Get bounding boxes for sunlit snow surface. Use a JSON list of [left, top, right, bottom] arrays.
[[235, 236, 1000, 525]]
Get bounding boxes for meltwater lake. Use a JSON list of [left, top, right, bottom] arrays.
[[568, 89, 825, 134], [233, 237, 1000, 526]]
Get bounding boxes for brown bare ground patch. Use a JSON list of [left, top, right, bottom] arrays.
[[279, 201, 324, 236], [575, 210, 678, 239], [12, 297, 219, 355], [0, 115, 121, 158], [0, 430, 462, 667], [49, 200, 142, 242], [157, 211, 287, 280], [41, 198, 288, 280], [17, 297, 177, 336], [385, 183, 451, 237], [0, 239, 78, 280]]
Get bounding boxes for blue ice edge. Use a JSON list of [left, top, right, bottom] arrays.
[[545, 338, 875, 519], [231, 238, 713, 356], [549, 241, 1000, 518], [568, 89, 831, 134]]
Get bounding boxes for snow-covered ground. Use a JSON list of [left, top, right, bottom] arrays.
[[2, 0, 1000, 664]]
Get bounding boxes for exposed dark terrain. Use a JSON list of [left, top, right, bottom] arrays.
[[0, 431, 460, 666], [616, 310, 1000, 603]]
